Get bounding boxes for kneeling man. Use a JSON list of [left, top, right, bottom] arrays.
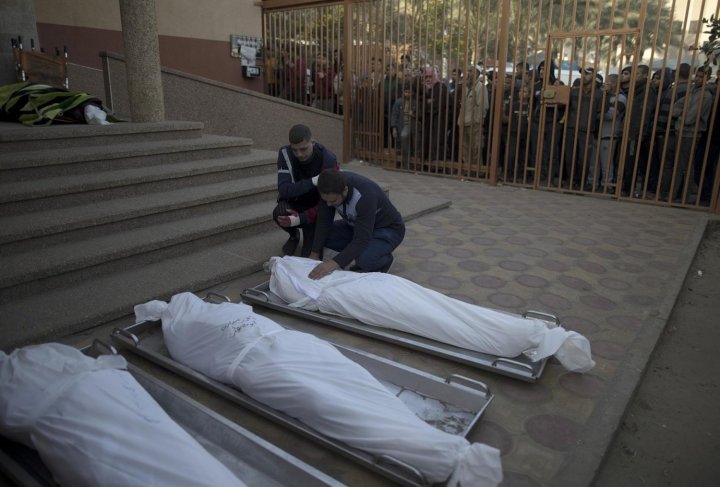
[[309, 170, 405, 279]]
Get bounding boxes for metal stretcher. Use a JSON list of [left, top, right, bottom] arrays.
[[242, 281, 559, 382], [110, 313, 494, 487], [0, 340, 343, 487]]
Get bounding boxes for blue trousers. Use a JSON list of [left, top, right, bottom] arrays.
[[324, 221, 405, 271]]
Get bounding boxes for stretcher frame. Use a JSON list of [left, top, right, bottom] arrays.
[[241, 281, 557, 382], [110, 301, 494, 487], [0, 340, 343, 487]]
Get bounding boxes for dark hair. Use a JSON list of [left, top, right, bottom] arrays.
[[677, 63, 691, 80], [317, 169, 346, 194], [289, 124, 312, 144]]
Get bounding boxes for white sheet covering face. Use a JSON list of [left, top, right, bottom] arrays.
[[269, 256, 595, 373], [0, 343, 245, 487], [135, 292, 503, 486]]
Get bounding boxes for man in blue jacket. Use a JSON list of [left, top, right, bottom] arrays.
[[273, 124, 339, 256], [308, 170, 405, 279]]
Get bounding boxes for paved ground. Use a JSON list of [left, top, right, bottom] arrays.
[[18, 160, 712, 486], [201, 160, 710, 486]]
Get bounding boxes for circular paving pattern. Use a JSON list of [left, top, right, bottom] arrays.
[[635, 238, 663, 248], [419, 260, 450, 273], [539, 259, 570, 272], [488, 292, 527, 309], [427, 275, 462, 289], [497, 380, 553, 404], [473, 421, 514, 456], [591, 340, 626, 360], [613, 262, 645, 274], [506, 236, 532, 245], [471, 236, 498, 246], [579, 294, 618, 310], [459, 227, 485, 236], [436, 237, 464, 246], [500, 260, 529, 272], [559, 275, 592, 291], [590, 248, 621, 260], [605, 314, 643, 329], [557, 247, 587, 258], [458, 260, 491, 272], [537, 236, 564, 246], [484, 247, 513, 257], [525, 414, 580, 451], [516, 274, 550, 288], [521, 247, 549, 258], [572, 236, 598, 246], [636, 275, 664, 288], [623, 294, 657, 306], [471, 274, 506, 289], [576, 261, 607, 274], [561, 315, 600, 335], [402, 237, 428, 248], [559, 373, 606, 398], [408, 248, 437, 259], [598, 277, 632, 290], [427, 227, 450, 236], [538, 292, 572, 310], [625, 249, 653, 260], [447, 247, 474, 258], [492, 227, 518, 236]]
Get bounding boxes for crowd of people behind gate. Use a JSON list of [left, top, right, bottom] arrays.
[[265, 47, 719, 204]]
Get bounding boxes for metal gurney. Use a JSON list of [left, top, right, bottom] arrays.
[[0, 340, 343, 487], [242, 281, 558, 382], [110, 316, 494, 487]]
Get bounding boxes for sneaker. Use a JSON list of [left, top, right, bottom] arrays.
[[282, 233, 300, 256], [379, 256, 394, 273]]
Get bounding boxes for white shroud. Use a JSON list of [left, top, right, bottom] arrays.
[[269, 256, 595, 373], [0, 343, 245, 487], [135, 292, 503, 486]]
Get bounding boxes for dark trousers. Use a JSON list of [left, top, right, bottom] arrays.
[[324, 221, 405, 271]]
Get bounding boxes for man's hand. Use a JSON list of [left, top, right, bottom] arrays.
[[277, 209, 300, 227], [309, 260, 339, 280], [308, 252, 321, 260]]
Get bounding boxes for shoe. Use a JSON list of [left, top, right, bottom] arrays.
[[378, 256, 394, 273], [282, 233, 299, 256]]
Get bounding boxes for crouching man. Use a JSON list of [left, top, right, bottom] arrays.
[[308, 170, 405, 279]]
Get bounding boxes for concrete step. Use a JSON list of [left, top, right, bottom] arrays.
[[0, 173, 277, 245], [0, 120, 205, 152], [0, 150, 277, 213], [0, 229, 288, 351], [0, 134, 255, 181], [0, 200, 276, 289]]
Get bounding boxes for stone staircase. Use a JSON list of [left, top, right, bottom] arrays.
[[0, 121, 285, 350]]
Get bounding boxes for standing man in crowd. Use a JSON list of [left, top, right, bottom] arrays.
[[308, 170, 405, 279], [274, 124, 339, 257]]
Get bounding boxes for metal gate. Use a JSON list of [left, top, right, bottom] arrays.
[[262, 0, 719, 213]]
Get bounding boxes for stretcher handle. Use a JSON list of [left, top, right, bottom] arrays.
[[376, 454, 427, 486], [205, 292, 231, 303], [112, 327, 140, 347], [445, 374, 490, 397], [522, 310, 560, 325], [491, 357, 534, 374], [242, 288, 271, 302], [92, 338, 117, 356]]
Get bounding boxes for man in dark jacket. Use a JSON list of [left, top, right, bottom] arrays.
[[273, 124, 339, 257], [308, 170, 405, 279]]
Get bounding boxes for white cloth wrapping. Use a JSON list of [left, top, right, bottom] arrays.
[[269, 256, 595, 373], [0, 343, 245, 487], [137, 292, 503, 486]]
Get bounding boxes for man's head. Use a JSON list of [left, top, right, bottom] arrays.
[[677, 63, 691, 81], [694, 65, 712, 86], [581, 66, 596, 86], [317, 170, 348, 207], [288, 124, 314, 162]]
